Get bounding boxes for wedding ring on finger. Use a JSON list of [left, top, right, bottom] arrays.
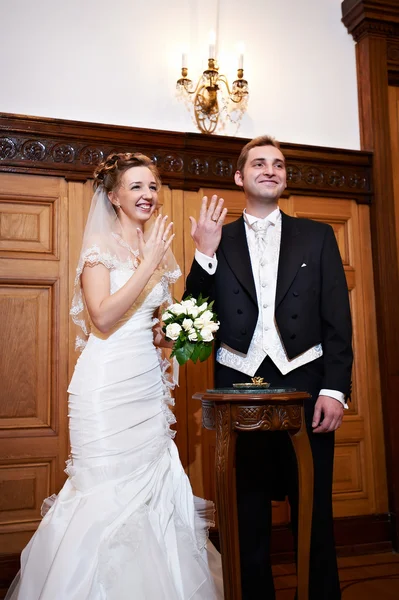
[[211, 217, 218, 222]]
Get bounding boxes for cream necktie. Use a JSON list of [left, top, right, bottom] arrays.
[[251, 219, 271, 256], [252, 220, 273, 354]]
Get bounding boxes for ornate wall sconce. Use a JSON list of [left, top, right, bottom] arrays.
[[176, 42, 249, 135]]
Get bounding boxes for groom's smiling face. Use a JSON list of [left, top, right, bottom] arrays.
[[234, 145, 287, 205]]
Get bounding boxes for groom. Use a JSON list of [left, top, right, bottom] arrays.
[[185, 135, 352, 599]]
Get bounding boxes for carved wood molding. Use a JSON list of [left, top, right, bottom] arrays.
[[387, 40, 399, 64], [342, 2, 399, 83], [387, 40, 399, 82], [215, 403, 231, 476], [348, 18, 398, 42], [0, 113, 372, 203], [202, 399, 216, 430], [232, 404, 302, 432], [201, 400, 302, 432], [342, 0, 399, 42]]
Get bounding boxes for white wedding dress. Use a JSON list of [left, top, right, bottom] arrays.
[[6, 261, 223, 600]]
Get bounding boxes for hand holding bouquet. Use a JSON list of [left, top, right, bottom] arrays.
[[162, 295, 219, 365]]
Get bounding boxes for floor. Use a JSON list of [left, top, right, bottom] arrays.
[[2, 552, 399, 598], [274, 552, 399, 599]]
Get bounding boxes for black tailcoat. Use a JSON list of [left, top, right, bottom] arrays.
[[186, 211, 352, 397]]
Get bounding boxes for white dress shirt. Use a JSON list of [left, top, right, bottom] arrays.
[[195, 208, 346, 407]]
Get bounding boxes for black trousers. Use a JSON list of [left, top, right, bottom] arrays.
[[215, 356, 341, 600]]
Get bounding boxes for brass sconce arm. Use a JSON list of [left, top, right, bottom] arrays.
[[176, 58, 249, 134]]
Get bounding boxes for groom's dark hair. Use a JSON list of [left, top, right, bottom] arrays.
[[236, 135, 281, 173]]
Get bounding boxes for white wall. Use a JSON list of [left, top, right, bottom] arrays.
[[0, 0, 360, 149]]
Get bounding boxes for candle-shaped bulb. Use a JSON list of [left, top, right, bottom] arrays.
[[209, 30, 216, 59], [237, 42, 245, 70], [182, 53, 187, 68]]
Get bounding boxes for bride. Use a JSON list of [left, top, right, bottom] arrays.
[[6, 152, 223, 600]]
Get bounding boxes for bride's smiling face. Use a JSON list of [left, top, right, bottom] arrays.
[[109, 165, 159, 224]]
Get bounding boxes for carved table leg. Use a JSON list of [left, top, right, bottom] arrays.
[[289, 407, 314, 600], [214, 403, 241, 600]]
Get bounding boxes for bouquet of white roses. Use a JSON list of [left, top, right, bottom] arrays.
[[162, 295, 220, 366]]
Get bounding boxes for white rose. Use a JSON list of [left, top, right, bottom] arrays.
[[200, 310, 214, 323], [180, 298, 196, 311], [165, 323, 182, 340], [200, 326, 214, 342], [169, 303, 186, 316], [197, 302, 208, 313], [207, 321, 219, 332], [194, 310, 215, 329], [193, 315, 206, 329], [189, 306, 200, 318], [162, 311, 172, 321], [188, 328, 198, 342], [182, 318, 194, 331]]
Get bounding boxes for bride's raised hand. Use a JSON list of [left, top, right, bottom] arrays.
[[137, 215, 174, 270]]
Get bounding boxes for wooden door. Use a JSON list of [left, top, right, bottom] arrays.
[[285, 194, 388, 518], [0, 173, 69, 554]]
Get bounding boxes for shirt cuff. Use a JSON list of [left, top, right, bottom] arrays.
[[195, 249, 217, 275], [320, 388, 348, 409]]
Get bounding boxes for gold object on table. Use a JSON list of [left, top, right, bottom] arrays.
[[232, 376, 270, 389]]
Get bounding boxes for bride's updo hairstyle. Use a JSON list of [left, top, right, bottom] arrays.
[[93, 152, 161, 193]]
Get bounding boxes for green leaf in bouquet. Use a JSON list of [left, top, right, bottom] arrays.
[[190, 343, 203, 364], [198, 343, 213, 362], [170, 337, 182, 355], [174, 342, 195, 366]]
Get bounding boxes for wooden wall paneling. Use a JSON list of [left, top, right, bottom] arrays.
[[0, 174, 59, 261], [159, 186, 189, 469], [0, 285, 51, 428], [0, 201, 52, 254], [182, 191, 210, 498], [171, 189, 190, 470], [342, 0, 399, 548], [357, 204, 388, 513], [0, 113, 372, 204], [388, 86, 399, 275], [0, 174, 69, 555], [67, 180, 93, 381], [289, 195, 386, 516]]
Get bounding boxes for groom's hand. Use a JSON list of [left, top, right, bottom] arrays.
[[312, 395, 344, 433], [189, 195, 227, 257]]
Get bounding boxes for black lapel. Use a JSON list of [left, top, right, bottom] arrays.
[[220, 216, 257, 305], [275, 212, 303, 308]]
